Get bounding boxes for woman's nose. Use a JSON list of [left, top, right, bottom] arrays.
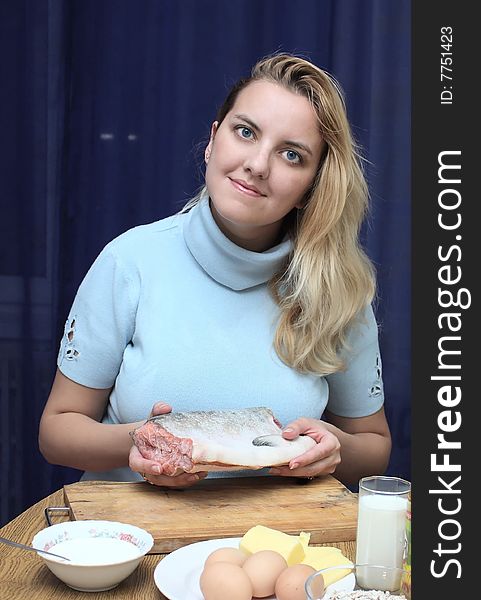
[[243, 147, 270, 179]]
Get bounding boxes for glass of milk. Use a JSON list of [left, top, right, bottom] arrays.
[[355, 476, 411, 591]]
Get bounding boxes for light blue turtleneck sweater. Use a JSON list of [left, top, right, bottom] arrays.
[[57, 196, 384, 482]]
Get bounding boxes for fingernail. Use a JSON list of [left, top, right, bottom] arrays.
[[153, 465, 161, 474], [283, 428, 294, 433], [290, 462, 299, 470], [189, 474, 200, 481]]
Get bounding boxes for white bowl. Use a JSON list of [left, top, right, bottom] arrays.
[[32, 520, 154, 592]]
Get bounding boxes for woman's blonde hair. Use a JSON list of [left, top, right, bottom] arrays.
[[186, 53, 376, 375]]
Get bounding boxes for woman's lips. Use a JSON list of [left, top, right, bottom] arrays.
[[229, 178, 264, 197]]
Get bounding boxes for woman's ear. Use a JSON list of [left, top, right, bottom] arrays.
[[205, 121, 218, 164]]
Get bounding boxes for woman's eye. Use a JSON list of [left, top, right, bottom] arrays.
[[283, 149, 301, 164], [236, 126, 254, 139]]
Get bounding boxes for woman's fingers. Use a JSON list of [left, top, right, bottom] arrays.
[[270, 417, 341, 478], [143, 471, 208, 488], [150, 402, 172, 417], [128, 444, 163, 475], [281, 417, 328, 443], [270, 438, 340, 477], [269, 454, 338, 478], [129, 443, 208, 488], [290, 430, 340, 468]]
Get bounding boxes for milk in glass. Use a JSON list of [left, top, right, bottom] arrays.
[[356, 494, 408, 590]]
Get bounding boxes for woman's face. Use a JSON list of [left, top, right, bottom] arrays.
[[205, 80, 324, 252]]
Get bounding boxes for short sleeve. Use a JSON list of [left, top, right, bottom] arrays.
[[57, 244, 138, 389], [325, 304, 384, 417]]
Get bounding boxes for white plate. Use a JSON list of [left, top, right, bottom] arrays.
[[154, 537, 355, 600]]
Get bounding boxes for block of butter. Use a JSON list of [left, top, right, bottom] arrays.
[[301, 546, 353, 586], [239, 525, 308, 566], [298, 531, 310, 552]]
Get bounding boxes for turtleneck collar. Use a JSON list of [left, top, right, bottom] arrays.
[[182, 195, 292, 291]]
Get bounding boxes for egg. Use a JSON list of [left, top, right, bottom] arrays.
[[199, 561, 253, 600], [204, 547, 248, 567], [274, 563, 317, 600], [242, 550, 288, 597]]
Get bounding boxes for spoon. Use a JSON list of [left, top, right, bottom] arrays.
[[0, 535, 71, 561]]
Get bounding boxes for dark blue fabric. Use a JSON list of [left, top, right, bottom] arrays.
[[0, 0, 411, 525]]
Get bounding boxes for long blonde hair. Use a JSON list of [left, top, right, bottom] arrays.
[[186, 53, 376, 375]]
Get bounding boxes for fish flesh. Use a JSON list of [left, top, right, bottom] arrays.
[[130, 407, 316, 475]]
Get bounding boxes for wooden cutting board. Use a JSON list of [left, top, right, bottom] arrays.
[[63, 476, 358, 553]]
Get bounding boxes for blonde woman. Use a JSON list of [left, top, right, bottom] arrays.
[[39, 53, 391, 488]]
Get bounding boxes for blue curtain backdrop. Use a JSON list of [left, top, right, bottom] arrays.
[[0, 0, 411, 525]]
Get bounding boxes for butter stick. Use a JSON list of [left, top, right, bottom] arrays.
[[301, 547, 353, 586], [239, 525, 306, 566]]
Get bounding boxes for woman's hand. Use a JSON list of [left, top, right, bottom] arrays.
[[129, 444, 208, 487], [128, 401, 208, 488], [268, 417, 341, 479]]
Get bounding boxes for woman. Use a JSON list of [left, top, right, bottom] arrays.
[[39, 53, 391, 488]]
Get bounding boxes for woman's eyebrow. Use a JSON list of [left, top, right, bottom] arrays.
[[232, 113, 313, 156], [283, 139, 313, 156], [233, 113, 261, 132]]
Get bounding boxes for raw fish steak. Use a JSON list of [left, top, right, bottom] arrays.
[[130, 407, 316, 475]]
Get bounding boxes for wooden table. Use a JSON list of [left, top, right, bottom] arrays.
[[0, 489, 356, 599]]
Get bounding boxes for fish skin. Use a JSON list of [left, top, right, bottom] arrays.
[[147, 407, 282, 436], [132, 407, 317, 473]]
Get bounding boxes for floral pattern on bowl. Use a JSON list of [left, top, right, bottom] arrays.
[[33, 520, 153, 554]]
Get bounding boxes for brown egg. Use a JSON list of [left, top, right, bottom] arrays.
[[274, 563, 317, 600], [242, 550, 288, 597], [199, 562, 253, 600], [204, 547, 247, 567]]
